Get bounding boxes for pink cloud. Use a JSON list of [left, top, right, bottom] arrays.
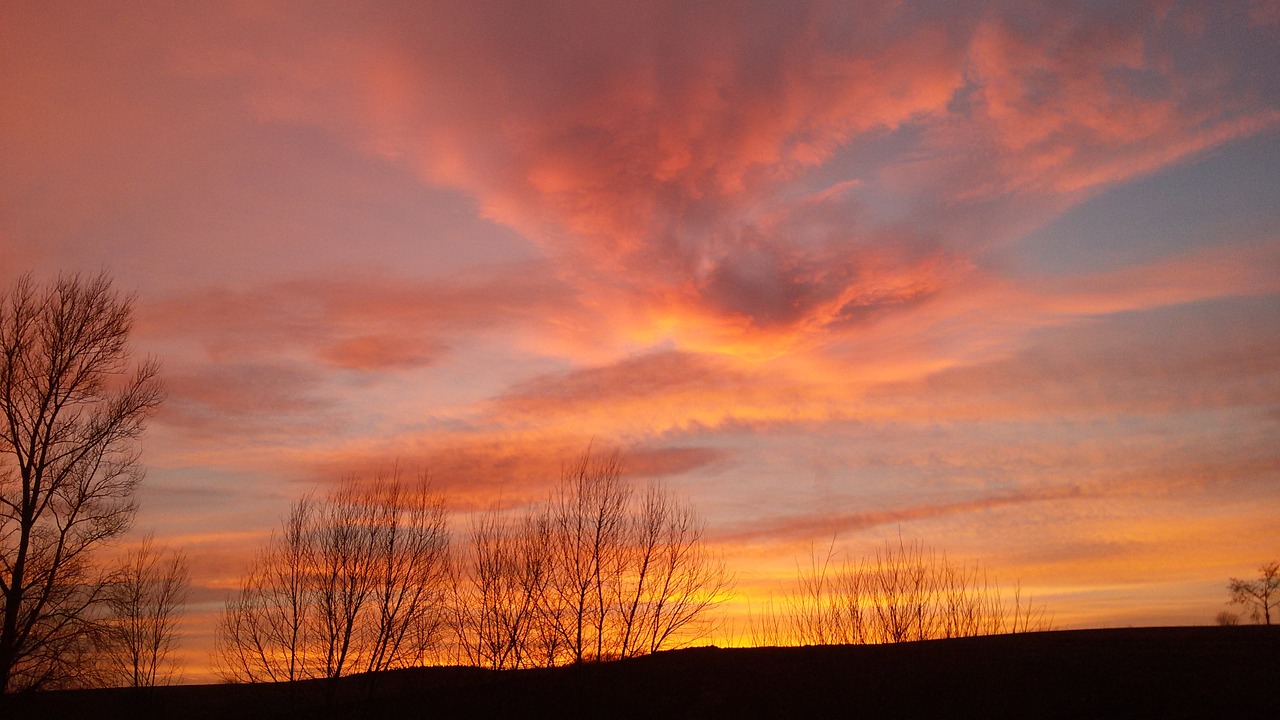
[[872, 314, 1280, 421], [714, 434, 1280, 548], [160, 363, 328, 438], [8, 1, 1276, 357], [177, 2, 973, 340], [199, 1, 1274, 358], [289, 435, 729, 513], [317, 334, 445, 371], [491, 351, 746, 418], [139, 264, 573, 367], [1038, 239, 1280, 315]]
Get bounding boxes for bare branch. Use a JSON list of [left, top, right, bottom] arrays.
[[1, 272, 163, 691], [214, 473, 451, 681], [450, 449, 730, 667], [1227, 561, 1279, 626], [99, 533, 190, 687]]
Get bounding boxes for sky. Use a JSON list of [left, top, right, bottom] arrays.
[[3, 0, 1279, 681]]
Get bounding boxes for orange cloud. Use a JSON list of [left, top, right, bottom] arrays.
[[261, 429, 728, 513], [183, 3, 970, 341], [141, 264, 571, 355], [103, 2, 1267, 387], [316, 4, 1275, 360]]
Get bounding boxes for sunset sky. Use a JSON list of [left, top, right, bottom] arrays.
[[3, 1, 1278, 681]]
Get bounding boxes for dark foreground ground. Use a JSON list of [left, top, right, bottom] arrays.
[[8, 626, 1278, 719]]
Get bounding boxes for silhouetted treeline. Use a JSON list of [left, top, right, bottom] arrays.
[[11, 627, 1280, 719], [213, 451, 730, 681]]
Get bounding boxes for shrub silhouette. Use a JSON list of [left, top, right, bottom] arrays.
[[751, 536, 1049, 646]]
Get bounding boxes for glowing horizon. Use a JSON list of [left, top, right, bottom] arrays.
[[3, 1, 1278, 683]]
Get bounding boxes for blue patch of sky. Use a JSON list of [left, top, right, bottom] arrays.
[[1010, 128, 1280, 276], [782, 122, 928, 223]]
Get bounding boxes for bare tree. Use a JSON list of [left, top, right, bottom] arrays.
[[214, 496, 316, 683], [451, 509, 553, 669], [618, 484, 729, 656], [312, 483, 379, 678], [452, 509, 513, 669], [362, 478, 451, 673], [1228, 561, 1279, 626], [215, 473, 450, 682], [542, 451, 631, 664], [101, 533, 189, 686], [0, 272, 163, 692], [451, 449, 730, 667]]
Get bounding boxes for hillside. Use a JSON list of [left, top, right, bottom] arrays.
[[8, 626, 1278, 719]]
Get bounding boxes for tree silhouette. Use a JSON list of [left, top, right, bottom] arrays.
[[100, 534, 189, 686], [452, 509, 555, 669], [215, 473, 451, 682], [1228, 561, 1279, 625], [0, 273, 163, 692], [450, 450, 730, 667]]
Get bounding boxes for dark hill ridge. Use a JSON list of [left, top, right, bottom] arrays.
[[9, 626, 1278, 719]]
